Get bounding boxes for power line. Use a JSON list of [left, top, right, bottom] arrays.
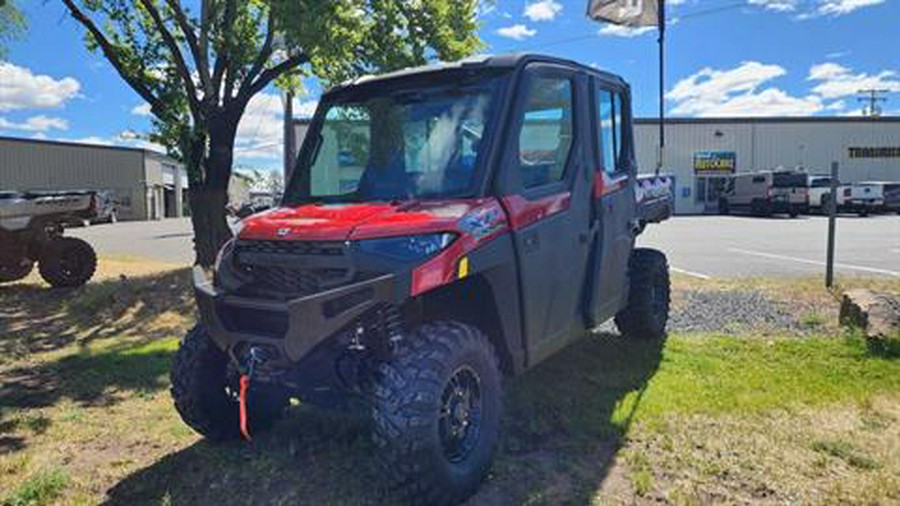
[[515, 0, 749, 53], [857, 89, 889, 117]]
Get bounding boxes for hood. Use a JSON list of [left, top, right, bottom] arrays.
[[238, 199, 499, 242]]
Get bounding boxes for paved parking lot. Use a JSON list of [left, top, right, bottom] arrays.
[[71, 214, 900, 278], [639, 214, 900, 279]]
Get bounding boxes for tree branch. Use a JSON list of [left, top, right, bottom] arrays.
[[138, 0, 202, 120], [165, 0, 211, 97], [61, 0, 164, 113], [242, 8, 275, 92], [240, 53, 308, 104]]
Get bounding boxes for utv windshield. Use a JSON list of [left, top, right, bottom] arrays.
[[285, 73, 504, 204]]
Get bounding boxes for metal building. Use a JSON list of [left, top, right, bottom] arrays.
[[0, 136, 186, 220], [634, 117, 900, 214]]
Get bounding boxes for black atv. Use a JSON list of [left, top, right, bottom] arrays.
[[172, 53, 671, 505], [0, 191, 98, 287]]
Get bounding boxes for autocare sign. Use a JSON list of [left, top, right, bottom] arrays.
[[693, 151, 736, 174]]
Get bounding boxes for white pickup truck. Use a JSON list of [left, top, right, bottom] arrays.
[[836, 182, 900, 216], [0, 191, 99, 286]]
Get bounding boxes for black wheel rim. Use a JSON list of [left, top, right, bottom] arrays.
[[439, 366, 482, 463]]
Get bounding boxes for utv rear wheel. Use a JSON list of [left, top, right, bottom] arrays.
[[371, 322, 502, 506], [0, 260, 34, 283], [615, 248, 670, 340], [170, 324, 288, 441], [38, 237, 97, 288]]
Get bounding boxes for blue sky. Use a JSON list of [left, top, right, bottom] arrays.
[[1, 0, 898, 171]]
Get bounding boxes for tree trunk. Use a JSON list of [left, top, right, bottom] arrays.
[[189, 183, 231, 266], [187, 117, 239, 267]]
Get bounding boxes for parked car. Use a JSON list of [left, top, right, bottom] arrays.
[[806, 174, 836, 213], [837, 181, 900, 216], [719, 170, 808, 217], [170, 53, 673, 505]]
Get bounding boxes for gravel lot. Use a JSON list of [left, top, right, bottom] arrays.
[[668, 289, 799, 334]]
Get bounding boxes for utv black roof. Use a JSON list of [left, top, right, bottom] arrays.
[[334, 53, 628, 91]]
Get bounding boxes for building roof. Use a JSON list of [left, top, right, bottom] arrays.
[[0, 135, 180, 163]]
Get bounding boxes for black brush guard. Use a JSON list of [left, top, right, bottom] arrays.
[[193, 266, 395, 363]]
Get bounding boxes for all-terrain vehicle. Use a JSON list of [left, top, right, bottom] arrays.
[[172, 54, 672, 505], [0, 190, 99, 287]]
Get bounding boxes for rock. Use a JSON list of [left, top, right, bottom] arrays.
[[839, 289, 900, 354]]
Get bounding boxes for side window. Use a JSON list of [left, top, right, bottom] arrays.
[[613, 92, 625, 167], [597, 88, 628, 175], [517, 76, 574, 189], [597, 90, 616, 175]]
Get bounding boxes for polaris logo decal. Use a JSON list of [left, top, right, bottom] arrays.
[[276, 228, 291, 237]]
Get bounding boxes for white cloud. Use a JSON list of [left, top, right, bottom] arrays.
[[807, 62, 900, 99], [234, 93, 319, 161], [817, 0, 884, 15], [748, 0, 883, 16], [524, 0, 562, 22], [0, 62, 81, 112], [748, 0, 797, 12], [824, 99, 847, 111], [0, 115, 69, 132], [131, 103, 152, 116], [598, 24, 655, 37], [667, 61, 823, 117], [496, 24, 537, 40]]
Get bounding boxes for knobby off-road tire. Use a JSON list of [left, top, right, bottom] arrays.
[[615, 248, 671, 341], [170, 324, 288, 441], [0, 260, 34, 283], [37, 237, 97, 288], [371, 322, 502, 506]]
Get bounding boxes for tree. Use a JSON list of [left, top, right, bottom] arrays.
[[0, 0, 26, 58], [61, 0, 482, 266]]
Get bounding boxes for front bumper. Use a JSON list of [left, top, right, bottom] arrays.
[[193, 266, 394, 362]]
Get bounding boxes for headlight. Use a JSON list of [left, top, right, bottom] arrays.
[[357, 233, 456, 262]]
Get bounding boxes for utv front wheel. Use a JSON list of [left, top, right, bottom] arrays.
[[615, 248, 671, 340], [170, 325, 288, 441], [38, 237, 97, 288], [371, 322, 502, 505]]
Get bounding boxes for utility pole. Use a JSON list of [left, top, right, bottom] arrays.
[[857, 89, 888, 117], [283, 89, 295, 184]]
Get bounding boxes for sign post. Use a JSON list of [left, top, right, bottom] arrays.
[[826, 161, 839, 288], [587, 0, 665, 173]]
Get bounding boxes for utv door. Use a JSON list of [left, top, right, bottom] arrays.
[[501, 63, 594, 364], [586, 82, 637, 326]]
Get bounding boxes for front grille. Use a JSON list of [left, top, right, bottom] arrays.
[[233, 240, 353, 298]]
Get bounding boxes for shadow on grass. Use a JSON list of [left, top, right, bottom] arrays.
[[0, 268, 192, 361], [105, 332, 664, 505], [0, 343, 175, 412]]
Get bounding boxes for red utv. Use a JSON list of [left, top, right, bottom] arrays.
[[172, 53, 671, 505]]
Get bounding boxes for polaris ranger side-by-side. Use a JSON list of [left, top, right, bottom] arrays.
[[172, 54, 672, 505]]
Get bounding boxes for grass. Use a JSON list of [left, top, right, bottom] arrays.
[[811, 440, 881, 470], [2, 469, 69, 506], [1, 263, 899, 504]]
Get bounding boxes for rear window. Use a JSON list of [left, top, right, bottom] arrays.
[[810, 177, 832, 188], [773, 173, 806, 188]]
